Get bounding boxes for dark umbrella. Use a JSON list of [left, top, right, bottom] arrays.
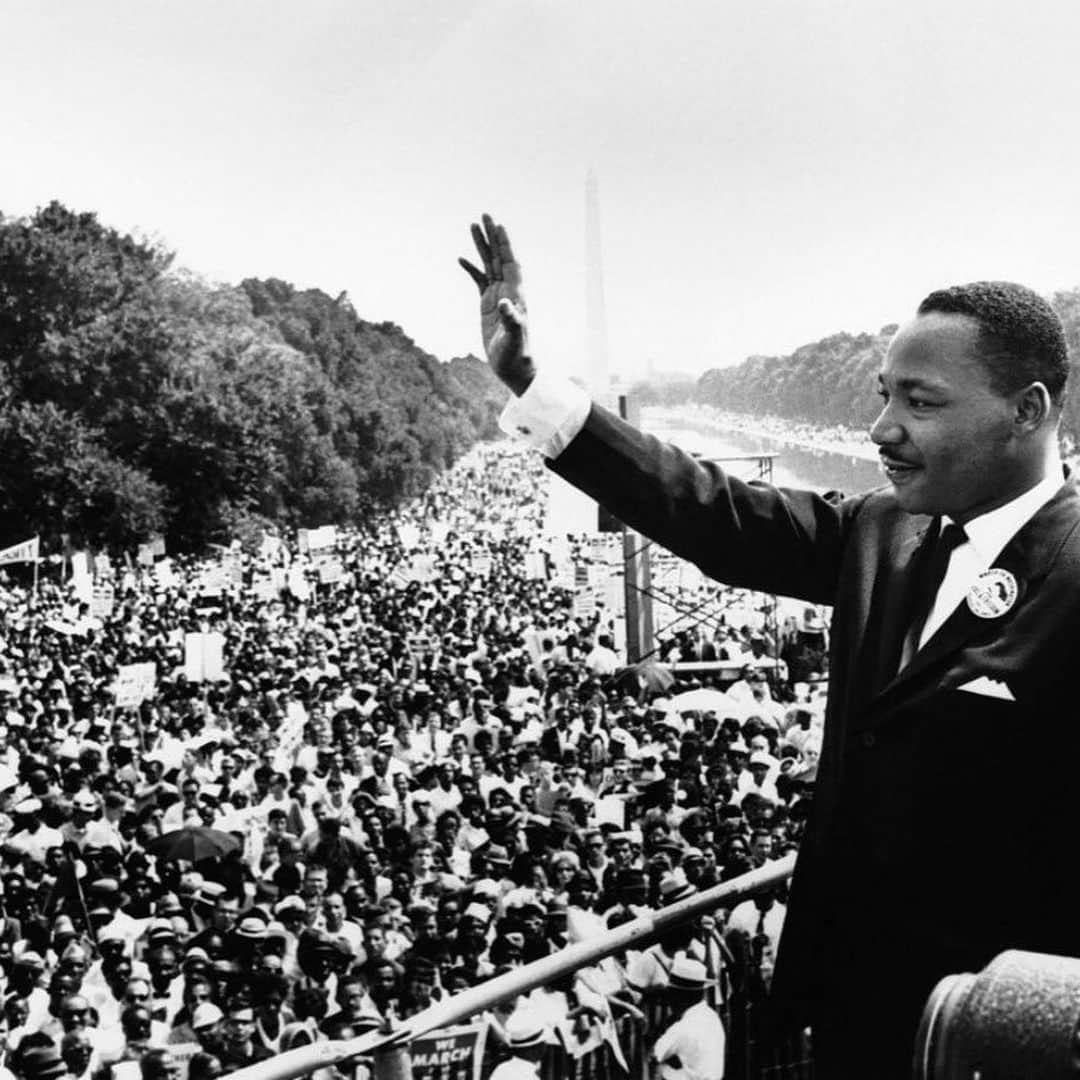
[[147, 827, 241, 862]]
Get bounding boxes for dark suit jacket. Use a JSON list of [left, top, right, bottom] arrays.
[[552, 404, 1080, 1068]]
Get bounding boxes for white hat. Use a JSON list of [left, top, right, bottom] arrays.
[[505, 1010, 547, 1048], [463, 902, 491, 924], [668, 956, 714, 991], [192, 1003, 224, 1030]]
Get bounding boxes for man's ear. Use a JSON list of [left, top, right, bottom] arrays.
[[1013, 382, 1053, 432]]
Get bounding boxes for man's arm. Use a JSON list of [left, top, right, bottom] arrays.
[[460, 214, 859, 604]]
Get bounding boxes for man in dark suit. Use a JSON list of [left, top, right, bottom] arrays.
[[461, 215, 1080, 1078]]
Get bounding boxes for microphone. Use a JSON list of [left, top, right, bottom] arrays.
[[914, 950, 1080, 1079]]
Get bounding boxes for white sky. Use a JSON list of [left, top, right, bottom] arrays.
[[4, 0, 1080, 379]]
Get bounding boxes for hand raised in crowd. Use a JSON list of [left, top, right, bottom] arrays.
[[459, 214, 536, 396]]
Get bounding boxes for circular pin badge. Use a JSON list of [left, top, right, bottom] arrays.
[[966, 568, 1018, 619]]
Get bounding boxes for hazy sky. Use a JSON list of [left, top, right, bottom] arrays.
[[5, 1, 1080, 379]]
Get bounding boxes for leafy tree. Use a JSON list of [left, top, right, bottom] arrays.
[[0, 401, 164, 548]]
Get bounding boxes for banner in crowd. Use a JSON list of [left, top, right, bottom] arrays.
[[287, 567, 311, 601], [315, 556, 345, 584], [184, 633, 226, 682], [298, 525, 337, 554], [406, 1023, 487, 1080], [114, 662, 157, 708], [91, 584, 115, 619], [0, 536, 39, 567], [524, 550, 547, 581], [572, 586, 596, 621], [397, 522, 421, 550], [258, 531, 282, 562], [221, 550, 244, 587], [155, 559, 177, 588], [198, 566, 230, 597], [250, 574, 279, 601], [408, 554, 437, 583], [137, 534, 166, 567], [164, 1042, 201, 1080], [71, 553, 93, 603]]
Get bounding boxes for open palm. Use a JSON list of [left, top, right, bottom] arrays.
[[459, 214, 536, 395]]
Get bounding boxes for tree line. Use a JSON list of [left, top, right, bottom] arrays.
[[0, 202, 506, 552], [632, 290, 1080, 448]]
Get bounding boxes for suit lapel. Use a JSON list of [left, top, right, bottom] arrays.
[[869, 480, 1080, 715], [851, 516, 934, 708]]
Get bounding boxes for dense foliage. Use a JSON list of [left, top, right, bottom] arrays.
[[636, 294, 1080, 446], [0, 203, 505, 552]]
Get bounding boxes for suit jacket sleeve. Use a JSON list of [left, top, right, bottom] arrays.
[[550, 404, 867, 605]]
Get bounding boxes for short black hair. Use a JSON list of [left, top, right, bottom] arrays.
[[917, 281, 1070, 404]]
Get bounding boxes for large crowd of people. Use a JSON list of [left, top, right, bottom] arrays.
[[0, 440, 828, 1080]]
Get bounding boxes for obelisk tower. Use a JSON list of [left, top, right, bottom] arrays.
[[585, 169, 611, 398]]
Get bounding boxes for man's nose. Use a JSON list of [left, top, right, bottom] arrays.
[[869, 401, 903, 446]]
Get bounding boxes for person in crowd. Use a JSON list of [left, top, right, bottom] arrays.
[[651, 957, 726, 1080]]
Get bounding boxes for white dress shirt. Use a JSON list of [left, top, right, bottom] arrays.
[[919, 473, 1061, 647]]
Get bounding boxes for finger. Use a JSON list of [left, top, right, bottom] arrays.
[[496, 225, 522, 287], [482, 213, 502, 279], [458, 257, 488, 293], [470, 222, 493, 276], [494, 223, 517, 267]]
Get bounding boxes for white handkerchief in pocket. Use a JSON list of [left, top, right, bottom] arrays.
[[957, 676, 1015, 701]]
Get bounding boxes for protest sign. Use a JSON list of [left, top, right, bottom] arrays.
[[72, 553, 93, 604], [524, 551, 548, 581], [90, 584, 115, 619], [397, 522, 421, 550], [572, 587, 596, 621], [407, 1023, 487, 1080], [137, 534, 166, 567], [184, 633, 226, 682], [0, 537, 39, 566], [114, 662, 157, 708], [317, 557, 345, 585], [595, 795, 627, 829], [307, 525, 337, 551], [251, 575, 279, 602], [165, 1043, 201, 1080], [408, 554, 437, 583], [155, 559, 177, 588], [287, 567, 310, 601]]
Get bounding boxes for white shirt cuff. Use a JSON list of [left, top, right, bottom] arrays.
[[499, 371, 591, 459]]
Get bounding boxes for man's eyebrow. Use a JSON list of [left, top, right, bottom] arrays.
[[877, 373, 946, 393]]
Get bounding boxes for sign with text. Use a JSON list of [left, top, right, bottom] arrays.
[[407, 1023, 487, 1080], [90, 583, 115, 619], [0, 536, 39, 566], [115, 662, 157, 708]]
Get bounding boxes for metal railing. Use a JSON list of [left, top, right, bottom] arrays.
[[223, 854, 800, 1080]]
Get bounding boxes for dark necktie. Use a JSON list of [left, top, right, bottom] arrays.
[[899, 521, 968, 670]]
